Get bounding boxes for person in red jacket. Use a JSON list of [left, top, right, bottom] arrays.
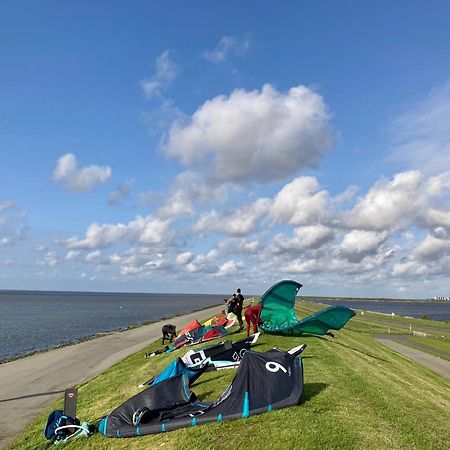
[[244, 304, 263, 336]]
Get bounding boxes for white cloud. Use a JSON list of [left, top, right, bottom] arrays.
[[104, 248, 170, 276], [64, 215, 172, 249], [53, 153, 111, 192], [391, 82, 450, 175], [270, 224, 334, 254], [194, 198, 270, 237], [203, 35, 250, 63], [347, 171, 450, 232], [141, 51, 177, 99], [176, 249, 219, 274], [107, 181, 132, 206], [158, 171, 228, 219], [270, 177, 329, 226], [216, 259, 242, 277], [39, 251, 58, 267], [175, 252, 194, 265], [413, 234, 450, 262], [240, 239, 263, 254], [163, 84, 334, 184], [85, 250, 101, 261], [338, 230, 388, 263], [64, 250, 80, 260]]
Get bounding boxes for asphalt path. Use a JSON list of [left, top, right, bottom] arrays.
[[0, 303, 223, 449], [375, 337, 450, 379]]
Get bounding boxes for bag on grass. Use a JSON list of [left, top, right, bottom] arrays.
[[44, 409, 80, 442]]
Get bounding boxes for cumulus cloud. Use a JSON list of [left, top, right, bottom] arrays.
[[104, 248, 170, 276], [64, 250, 80, 261], [203, 35, 251, 63], [174, 249, 219, 274], [270, 177, 329, 226], [391, 81, 450, 174], [392, 232, 450, 277], [107, 181, 132, 206], [163, 84, 334, 184], [414, 234, 450, 261], [85, 250, 101, 261], [216, 259, 243, 277], [158, 172, 227, 220], [347, 170, 450, 232], [141, 51, 177, 99], [175, 252, 194, 265], [270, 224, 335, 255], [63, 215, 172, 249], [194, 198, 270, 237], [39, 251, 58, 267], [53, 153, 111, 192], [338, 230, 388, 263]]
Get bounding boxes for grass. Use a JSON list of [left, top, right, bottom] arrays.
[[10, 304, 450, 450]]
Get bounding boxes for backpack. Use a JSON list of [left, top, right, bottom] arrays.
[[44, 409, 80, 442]]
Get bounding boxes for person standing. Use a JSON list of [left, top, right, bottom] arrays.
[[234, 288, 245, 331]]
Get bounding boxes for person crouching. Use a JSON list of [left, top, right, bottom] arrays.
[[244, 305, 263, 337], [161, 324, 177, 345]]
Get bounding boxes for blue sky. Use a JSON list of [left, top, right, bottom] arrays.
[[1, 1, 450, 297]]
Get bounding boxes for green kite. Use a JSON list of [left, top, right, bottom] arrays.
[[260, 280, 355, 336]]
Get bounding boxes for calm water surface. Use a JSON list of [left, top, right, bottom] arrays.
[[0, 290, 225, 362]]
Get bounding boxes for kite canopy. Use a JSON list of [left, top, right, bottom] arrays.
[[260, 280, 355, 336], [182, 333, 260, 368], [99, 348, 303, 438], [144, 357, 208, 387], [173, 321, 229, 350]]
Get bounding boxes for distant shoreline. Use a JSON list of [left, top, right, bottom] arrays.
[[0, 288, 440, 301], [301, 296, 449, 303]]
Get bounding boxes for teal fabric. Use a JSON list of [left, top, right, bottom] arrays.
[[260, 280, 355, 336]]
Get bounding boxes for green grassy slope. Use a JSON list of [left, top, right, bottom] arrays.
[[11, 303, 450, 450]]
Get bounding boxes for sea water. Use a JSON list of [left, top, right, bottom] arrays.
[[0, 290, 226, 362]]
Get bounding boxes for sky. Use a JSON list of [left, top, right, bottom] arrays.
[[1, 1, 450, 297]]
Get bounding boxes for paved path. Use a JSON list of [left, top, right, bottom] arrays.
[[381, 334, 450, 360], [375, 337, 450, 379], [0, 304, 223, 449]]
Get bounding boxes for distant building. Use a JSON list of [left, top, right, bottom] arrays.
[[434, 296, 450, 300]]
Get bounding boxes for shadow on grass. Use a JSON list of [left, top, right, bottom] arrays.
[[327, 340, 389, 362], [301, 382, 328, 403], [196, 390, 215, 402]]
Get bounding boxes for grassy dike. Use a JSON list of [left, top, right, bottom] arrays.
[[11, 303, 450, 450]]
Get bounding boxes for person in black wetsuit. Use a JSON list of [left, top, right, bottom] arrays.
[[161, 324, 177, 345], [234, 288, 245, 331]]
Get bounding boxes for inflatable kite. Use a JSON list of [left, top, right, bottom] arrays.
[[99, 347, 304, 437], [260, 280, 355, 336], [142, 357, 209, 387], [182, 333, 260, 369], [173, 320, 229, 349], [142, 334, 260, 387]]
